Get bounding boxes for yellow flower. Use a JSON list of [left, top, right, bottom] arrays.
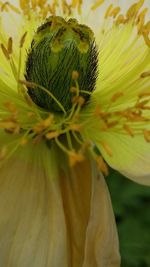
[[0, 0, 149, 266]]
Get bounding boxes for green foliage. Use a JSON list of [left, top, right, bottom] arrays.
[[106, 169, 150, 267]]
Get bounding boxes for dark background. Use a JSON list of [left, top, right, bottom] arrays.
[[106, 169, 150, 267]]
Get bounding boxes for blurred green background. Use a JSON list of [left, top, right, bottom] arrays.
[[106, 169, 150, 267]]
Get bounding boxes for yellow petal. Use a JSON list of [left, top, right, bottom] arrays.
[[95, 132, 150, 186], [0, 133, 120, 267], [82, 165, 120, 267], [95, 23, 150, 109]]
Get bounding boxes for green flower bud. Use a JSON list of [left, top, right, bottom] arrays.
[[26, 16, 98, 112]]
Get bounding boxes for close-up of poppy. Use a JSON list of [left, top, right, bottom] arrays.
[[0, 0, 149, 266]]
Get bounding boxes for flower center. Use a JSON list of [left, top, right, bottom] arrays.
[[25, 16, 98, 112]]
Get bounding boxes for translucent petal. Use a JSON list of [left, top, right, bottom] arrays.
[[81, 20, 150, 186], [95, 23, 150, 110], [0, 133, 120, 267], [94, 132, 150, 185]]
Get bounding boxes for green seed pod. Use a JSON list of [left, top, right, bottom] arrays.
[[26, 16, 98, 112]]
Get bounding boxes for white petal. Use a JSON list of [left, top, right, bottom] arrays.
[[0, 136, 120, 267]]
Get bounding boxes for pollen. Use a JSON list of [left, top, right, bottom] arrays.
[[111, 92, 124, 103], [45, 131, 59, 140], [115, 14, 126, 25], [4, 101, 18, 116], [69, 124, 82, 132], [101, 141, 113, 157], [104, 4, 113, 19], [143, 130, 150, 142], [109, 6, 121, 19], [20, 32, 27, 48], [69, 150, 85, 167], [33, 115, 54, 134], [91, 0, 105, 11], [123, 124, 134, 137], [140, 71, 150, 78], [1, 43, 10, 60], [96, 155, 109, 176]]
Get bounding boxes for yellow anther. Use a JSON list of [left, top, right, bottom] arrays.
[[96, 155, 109, 176], [62, 0, 71, 15], [1, 38, 13, 59], [126, 0, 144, 21], [123, 124, 134, 137], [93, 105, 103, 117], [101, 141, 113, 157], [27, 112, 35, 118], [144, 21, 150, 32], [105, 4, 113, 19], [106, 120, 118, 128], [7, 3, 21, 14], [41, 6, 49, 18], [136, 0, 145, 9], [77, 0, 83, 14], [147, 22, 150, 31], [45, 131, 59, 140], [135, 99, 150, 109], [140, 71, 150, 78], [49, 5, 56, 15], [31, 0, 37, 9], [69, 151, 85, 167], [115, 14, 126, 25], [7, 37, 13, 55], [37, 0, 47, 8], [0, 121, 19, 133], [19, 0, 29, 10], [69, 124, 82, 131], [127, 112, 147, 122], [136, 8, 148, 28], [33, 115, 54, 133], [138, 91, 150, 98], [20, 32, 27, 48], [71, 0, 78, 8], [1, 43, 10, 60], [71, 0, 82, 11], [1, 2, 9, 12], [109, 6, 121, 18], [137, 20, 145, 34], [126, 4, 138, 20], [111, 91, 124, 102], [142, 31, 150, 47], [143, 130, 150, 142], [4, 101, 17, 114], [91, 0, 104, 11], [43, 115, 54, 128]]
